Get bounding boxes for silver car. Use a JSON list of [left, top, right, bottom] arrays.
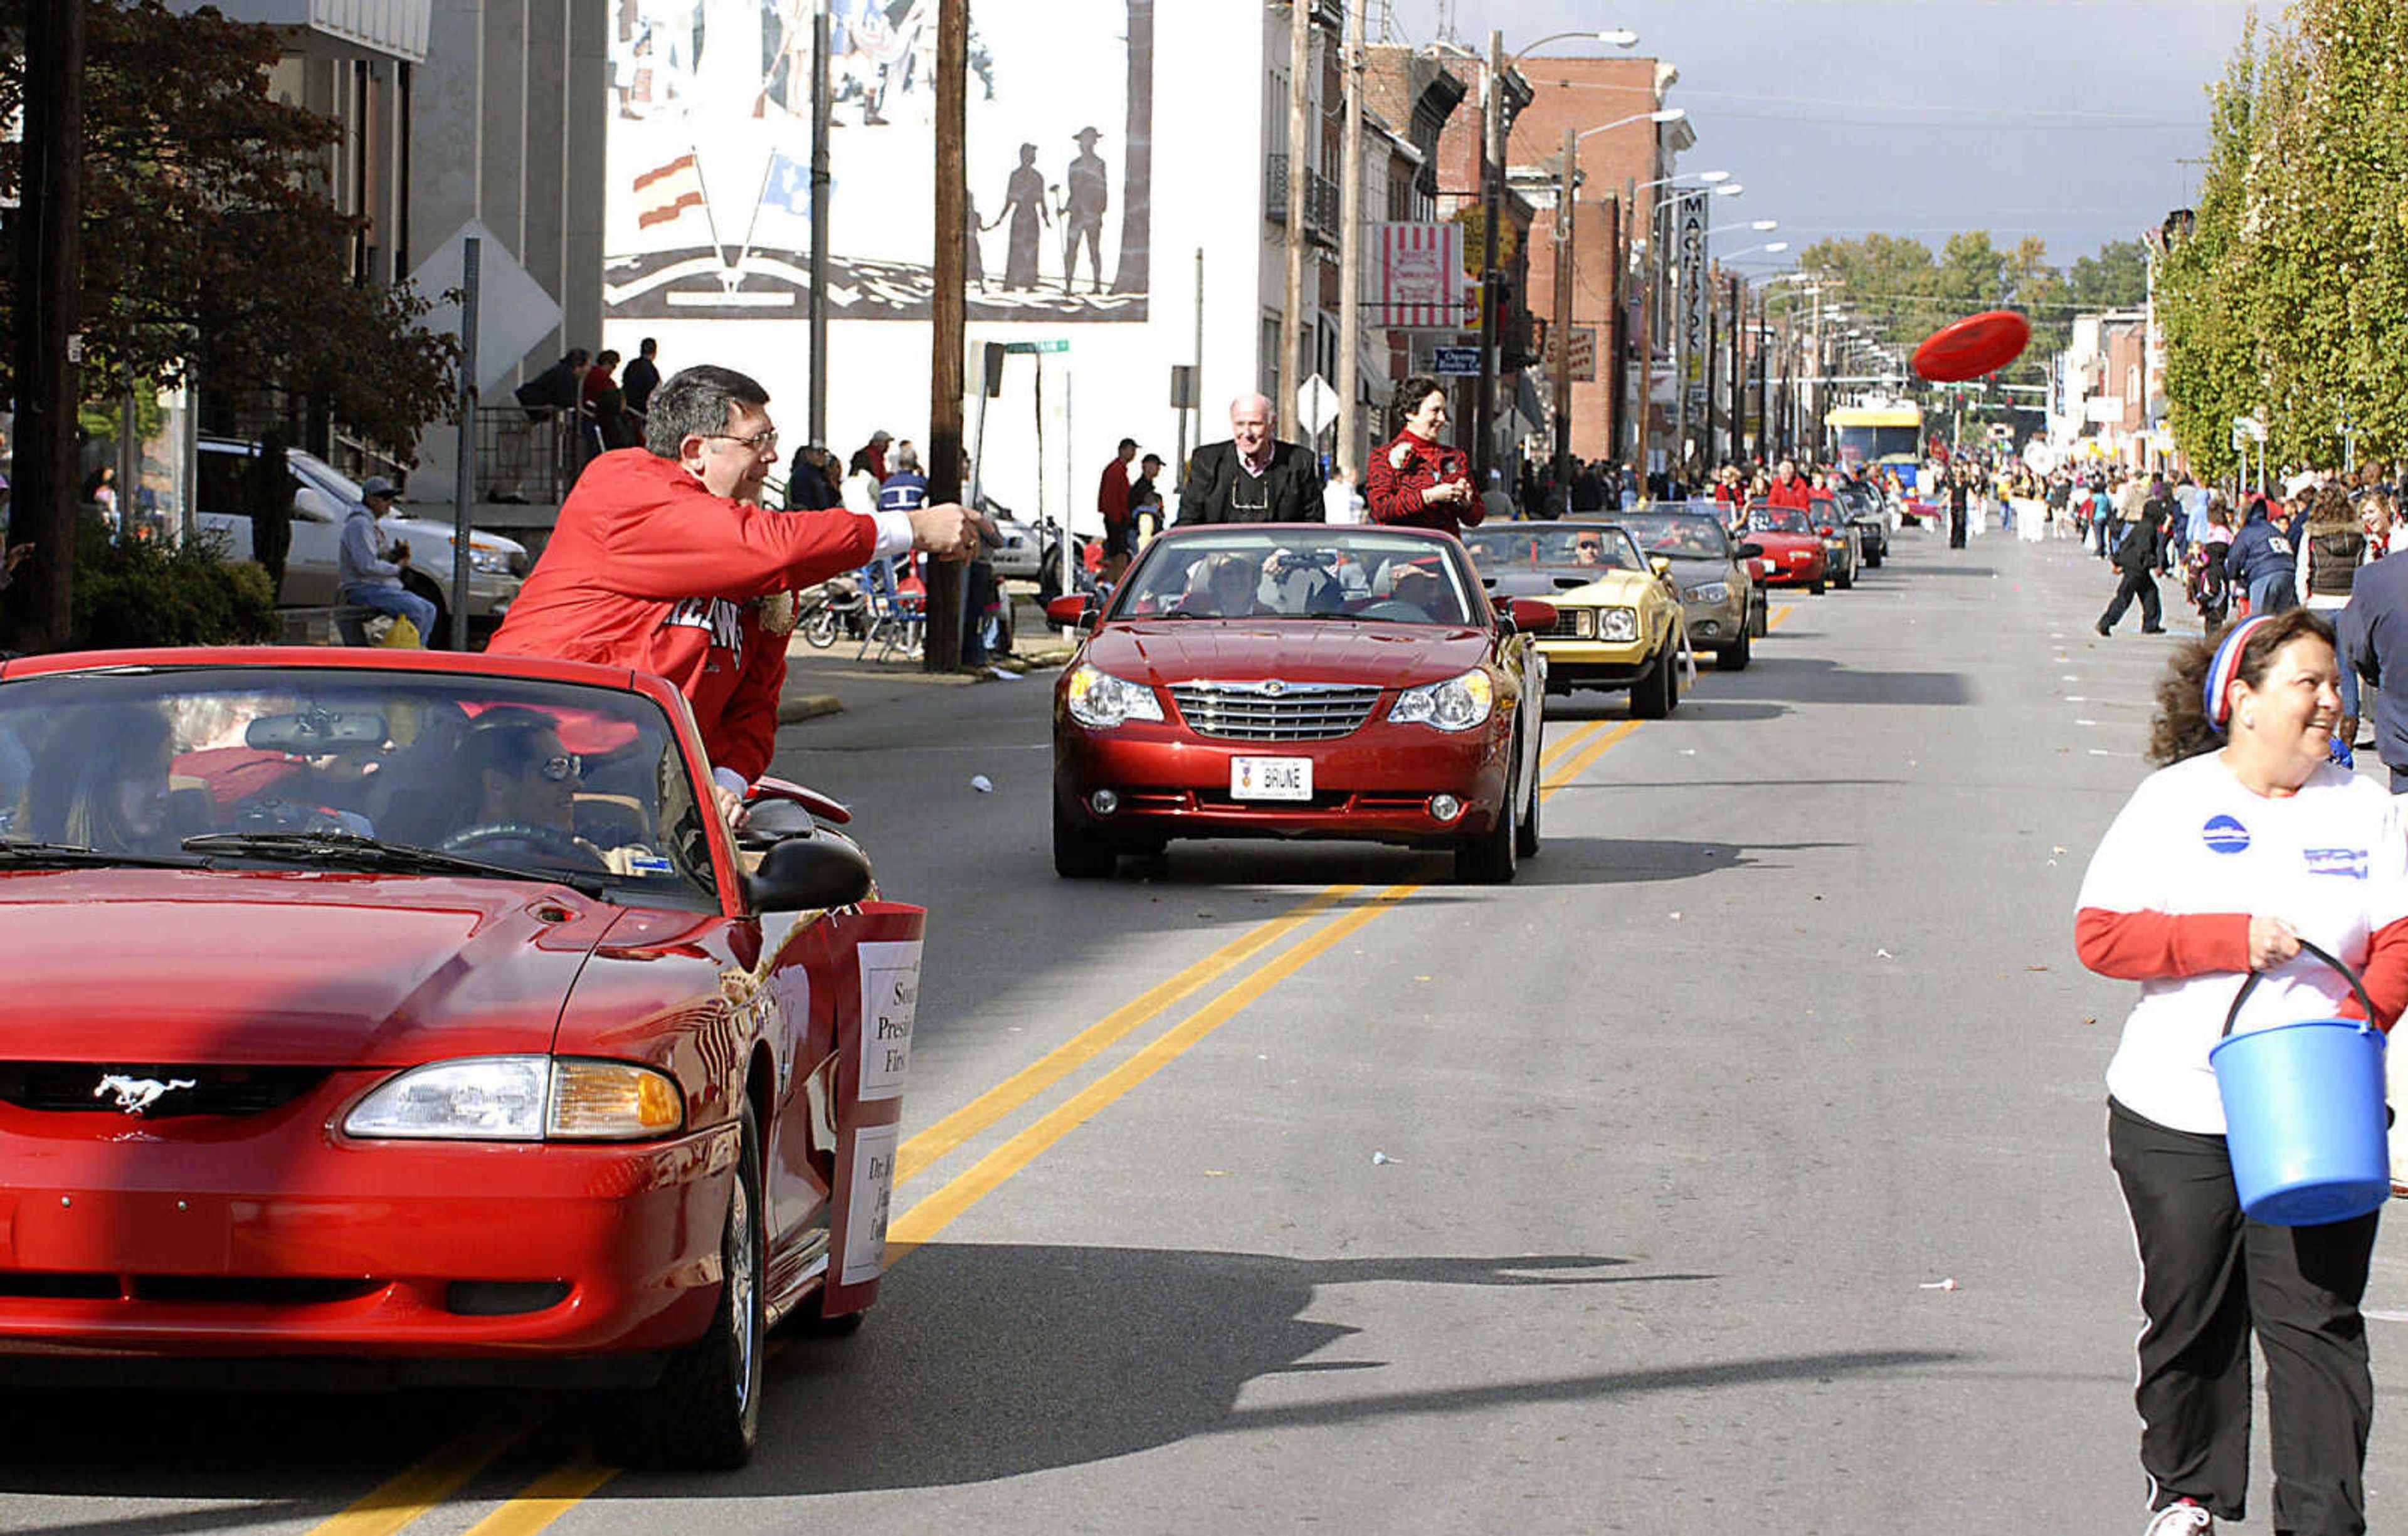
[[1607, 506, 1766, 670], [194, 439, 526, 634]]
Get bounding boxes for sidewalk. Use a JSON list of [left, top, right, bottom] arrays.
[[774, 616, 1075, 724]]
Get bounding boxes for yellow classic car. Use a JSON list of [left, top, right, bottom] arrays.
[[1460, 523, 1689, 717]]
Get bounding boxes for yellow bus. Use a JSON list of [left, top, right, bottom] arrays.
[[1825, 403, 1925, 487]]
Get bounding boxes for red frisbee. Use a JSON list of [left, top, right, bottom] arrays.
[[1911, 310, 2032, 382]]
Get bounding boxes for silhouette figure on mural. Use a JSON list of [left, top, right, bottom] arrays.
[[1061, 127, 1109, 295], [964, 186, 987, 291], [998, 144, 1048, 291]]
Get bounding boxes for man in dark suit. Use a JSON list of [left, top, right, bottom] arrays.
[[1176, 394, 1323, 525]]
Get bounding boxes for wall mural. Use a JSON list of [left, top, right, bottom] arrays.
[[605, 0, 1153, 324]]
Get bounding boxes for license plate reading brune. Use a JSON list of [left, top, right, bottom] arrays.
[[1231, 756, 1312, 801]]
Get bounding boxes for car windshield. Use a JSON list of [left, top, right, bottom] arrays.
[[1114, 530, 1479, 626], [1749, 506, 1814, 534], [0, 666, 717, 906], [1610, 515, 1729, 561], [1460, 525, 1645, 575]]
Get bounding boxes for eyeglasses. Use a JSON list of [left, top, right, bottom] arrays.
[[534, 753, 583, 782], [703, 428, 780, 455]]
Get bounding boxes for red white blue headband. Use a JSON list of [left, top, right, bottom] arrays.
[[2204, 616, 2274, 732]]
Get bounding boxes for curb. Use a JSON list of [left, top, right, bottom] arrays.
[[776, 693, 844, 724]]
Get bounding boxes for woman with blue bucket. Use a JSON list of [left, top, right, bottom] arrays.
[[2078, 609, 2408, 1535]]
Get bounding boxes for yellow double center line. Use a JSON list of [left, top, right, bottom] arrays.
[[309, 690, 1676, 1535]]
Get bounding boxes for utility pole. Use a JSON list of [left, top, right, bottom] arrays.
[[808, 0, 833, 447], [7, 0, 85, 652], [1754, 289, 1770, 460], [1602, 192, 1623, 466], [1334, 0, 1365, 479], [924, 0, 967, 671], [1472, 28, 1504, 492], [1728, 273, 1744, 464], [1550, 126, 1575, 508], [1279, 0, 1312, 420], [1701, 274, 1719, 468]]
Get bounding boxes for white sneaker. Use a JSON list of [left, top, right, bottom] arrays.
[[2144, 1500, 2213, 1535]]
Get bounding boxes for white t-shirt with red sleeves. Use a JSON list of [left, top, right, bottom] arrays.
[[2079, 752, 2408, 1134]]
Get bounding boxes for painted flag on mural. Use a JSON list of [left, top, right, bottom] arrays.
[[633, 152, 707, 231], [762, 149, 813, 220]]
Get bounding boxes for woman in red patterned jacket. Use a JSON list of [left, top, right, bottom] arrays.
[[1365, 375, 1484, 538]]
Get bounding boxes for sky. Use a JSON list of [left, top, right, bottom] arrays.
[[1386, 0, 2259, 271]]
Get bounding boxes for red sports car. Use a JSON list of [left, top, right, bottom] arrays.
[[0, 646, 920, 1469], [1741, 502, 1832, 594], [1049, 524, 1554, 883]]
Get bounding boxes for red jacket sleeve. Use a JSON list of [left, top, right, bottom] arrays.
[[1098, 463, 1129, 524], [1363, 439, 1426, 525], [2074, 907, 2251, 981], [2335, 914, 2408, 1032], [564, 450, 879, 601]]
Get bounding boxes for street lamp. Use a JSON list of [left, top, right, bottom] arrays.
[[1473, 26, 1640, 491], [1637, 169, 1729, 192], [1550, 106, 1686, 499], [1723, 240, 1788, 261], [1707, 219, 1778, 237]]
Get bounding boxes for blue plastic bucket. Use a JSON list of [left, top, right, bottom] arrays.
[[2211, 942, 2392, 1226]]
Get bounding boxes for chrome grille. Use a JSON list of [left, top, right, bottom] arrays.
[[1170, 683, 1381, 741], [1536, 610, 1590, 639]]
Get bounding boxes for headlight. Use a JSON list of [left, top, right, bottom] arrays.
[[1598, 607, 1639, 643], [451, 537, 514, 576], [344, 1056, 685, 1142], [1065, 663, 1164, 729], [1686, 582, 1731, 603], [1390, 668, 1494, 730]]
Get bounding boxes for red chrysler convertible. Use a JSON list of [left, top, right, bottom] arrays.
[[1049, 524, 1553, 883], [0, 646, 922, 1469]]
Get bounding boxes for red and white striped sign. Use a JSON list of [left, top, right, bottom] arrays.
[[633, 152, 707, 231], [1372, 222, 1464, 330]]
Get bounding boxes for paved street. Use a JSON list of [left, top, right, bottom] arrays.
[[7, 524, 2405, 1533]]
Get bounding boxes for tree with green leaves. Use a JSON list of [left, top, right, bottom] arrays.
[[0, 0, 459, 458], [2158, 0, 2408, 476]]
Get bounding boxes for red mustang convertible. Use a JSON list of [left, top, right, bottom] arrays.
[[0, 647, 922, 1469], [1049, 524, 1553, 883]]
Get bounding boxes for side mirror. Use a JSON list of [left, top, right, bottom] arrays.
[[1044, 594, 1094, 628], [1649, 555, 1672, 578], [744, 826, 874, 913], [747, 774, 851, 825], [1735, 541, 1764, 560], [1508, 597, 1558, 633], [1817, 525, 1836, 538]]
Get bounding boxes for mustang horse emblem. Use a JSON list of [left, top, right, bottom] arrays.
[[93, 1074, 198, 1115]]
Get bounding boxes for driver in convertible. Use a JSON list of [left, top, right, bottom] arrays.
[[441, 709, 657, 876]]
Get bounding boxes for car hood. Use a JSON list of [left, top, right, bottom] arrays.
[[1484, 569, 1656, 605], [391, 515, 525, 556], [1087, 620, 1495, 688], [0, 869, 626, 1066], [1746, 529, 1822, 550]]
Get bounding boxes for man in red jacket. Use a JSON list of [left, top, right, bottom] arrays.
[[1764, 458, 1814, 512], [493, 364, 972, 820]]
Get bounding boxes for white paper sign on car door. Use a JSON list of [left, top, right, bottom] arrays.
[[856, 940, 922, 1102], [840, 1122, 900, 1285]]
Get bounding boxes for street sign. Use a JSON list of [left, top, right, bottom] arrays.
[[1004, 339, 1070, 354], [2232, 413, 2267, 442], [410, 219, 562, 392], [1170, 364, 1196, 410], [1544, 325, 1597, 383], [1430, 346, 1481, 377], [1297, 373, 1339, 438]]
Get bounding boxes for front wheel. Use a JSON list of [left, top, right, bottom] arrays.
[[1053, 798, 1117, 878], [801, 607, 840, 648], [1631, 641, 1677, 718], [595, 1104, 764, 1470], [1514, 750, 1541, 859], [1835, 565, 1854, 590], [1716, 626, 1752, 671], [1809, 576, 1827, 596], [1455, 779, 1519, 884]]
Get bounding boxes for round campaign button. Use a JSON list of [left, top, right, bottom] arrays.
[[2202, 814, 2251, 855]]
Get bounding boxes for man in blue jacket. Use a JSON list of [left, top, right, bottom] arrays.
[[2342, 547, 2408, 792], [2222, 500, 2297, 616], [339, 477, 437, 645]]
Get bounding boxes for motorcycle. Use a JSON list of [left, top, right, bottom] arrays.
[[796, 572, 869, 649]]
